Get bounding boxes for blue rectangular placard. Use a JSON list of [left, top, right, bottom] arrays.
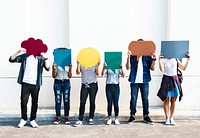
[[54, 48, 71, 68], [161, 40, 189, 62]]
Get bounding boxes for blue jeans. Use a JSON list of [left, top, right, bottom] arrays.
[[79, 83, 98, 121], [53, 79, 71, 117], [130, 83, 149, 116], [106, 84, 120, 118]]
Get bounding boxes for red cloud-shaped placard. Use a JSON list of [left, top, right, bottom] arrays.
[[21, 37, 48, 57]]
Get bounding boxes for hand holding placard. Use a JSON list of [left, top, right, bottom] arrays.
[[128, 40, 156, 60]]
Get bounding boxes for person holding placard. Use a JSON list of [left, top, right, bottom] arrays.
[[74, 47, 100, 127], [9, 48, 50, 128], [74, 61, 100, 127], [9, 38, 50, 128], [157, 52, 190, 125], [52, 48, 72, 125], [126, 39, 156, 124], [101, 62, 125, 125]]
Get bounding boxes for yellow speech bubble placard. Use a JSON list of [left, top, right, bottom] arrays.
[[77, 47, 100, 68]]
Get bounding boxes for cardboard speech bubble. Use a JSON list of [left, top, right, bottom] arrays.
[[128, 41, 156, 60], [77, 47, 100, 68], [104, 52, 122, 72], [21, 37, 48, 57]]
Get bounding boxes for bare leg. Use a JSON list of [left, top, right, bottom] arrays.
[[170, 97, 177, 119], [164, 98, 170, 119]]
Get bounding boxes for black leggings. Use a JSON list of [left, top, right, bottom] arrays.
[[21, 83, 40, 121], [79, 83, 98, 120]]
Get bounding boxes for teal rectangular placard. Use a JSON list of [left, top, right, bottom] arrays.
[[104, 52, 122, 72], [54, 48, 71, 69]]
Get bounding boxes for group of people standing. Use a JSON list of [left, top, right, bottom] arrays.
[[9, 39, 190, 128]]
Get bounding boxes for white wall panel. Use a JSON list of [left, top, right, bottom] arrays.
[[3, 0, 196, 112], [69, 0, 168, 77], [168, 0, 200, 75], [0, 0, 69, 77], [168, 0, 200, 109]]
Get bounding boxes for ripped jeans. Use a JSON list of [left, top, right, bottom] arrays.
[[54, 79, 71, 117]]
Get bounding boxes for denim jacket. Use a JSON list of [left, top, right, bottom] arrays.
[[9, 53, 50, 87], [128, 56, 153, 83]]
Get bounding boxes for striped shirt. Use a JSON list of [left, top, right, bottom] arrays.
[[80, 65, 98, 84]]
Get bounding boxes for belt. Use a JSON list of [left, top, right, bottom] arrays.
[[55, 79, 69, 83]]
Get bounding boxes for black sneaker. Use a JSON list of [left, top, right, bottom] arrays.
[[127, 116, 135, 124], [88, 118, 94, 125], [143, 116, 153, 124]]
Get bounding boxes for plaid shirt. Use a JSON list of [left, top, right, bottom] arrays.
[[157, 75, 183, 102]]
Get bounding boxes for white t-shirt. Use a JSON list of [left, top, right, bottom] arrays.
[[161, 58, 177, 76], [55, 66, 70, 80], [23, 55, 38, 85], [135, 57, 143, 83]]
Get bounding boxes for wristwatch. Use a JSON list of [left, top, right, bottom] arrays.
[[152, 58, 156, 61]]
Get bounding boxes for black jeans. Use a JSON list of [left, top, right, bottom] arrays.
[[21, 83, 40, 121], [79, 83, 98, 121]]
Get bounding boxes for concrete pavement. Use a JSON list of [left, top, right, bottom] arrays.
[[0, 119, 200, 138], [0, 107, 200, 138], [0, 106, 200, 123]]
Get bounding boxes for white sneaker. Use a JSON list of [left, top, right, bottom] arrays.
[[18, 119, 27, 128], [115, 119, 120, 125], [30, 120, 38, 128], [170, 118, 176, 125], [165, 118, 170, 125], [107, 119, 112, 125], [74, 120, 83, 127]]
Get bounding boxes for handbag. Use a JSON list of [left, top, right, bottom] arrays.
[[177, 68, 183, 83], [176, 59, 183, 83]]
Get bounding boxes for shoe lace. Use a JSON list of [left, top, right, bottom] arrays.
[[89, 118, 93, 122], [55, 117, 61, 122]]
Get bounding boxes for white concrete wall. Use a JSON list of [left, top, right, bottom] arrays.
[[0, 0, 199, 114], [0, 0, 70, 110], [167, 0, 200, 109], [68, 0, 167, 113]]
